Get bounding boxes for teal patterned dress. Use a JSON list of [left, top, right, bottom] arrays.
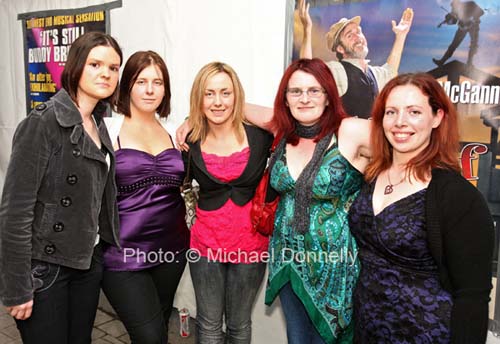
[[265, 138, 363, 343]]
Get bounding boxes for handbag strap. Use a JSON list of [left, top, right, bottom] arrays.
[[183, 149, 192, 186], [270, 134, 280, 153]]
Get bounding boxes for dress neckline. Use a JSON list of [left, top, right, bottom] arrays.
[[116, 134, 177, 158], [201, 146, 250, 159], [370, 181, 427, 217], [116, 147, 176, 158], [280, 143, 361, 184]]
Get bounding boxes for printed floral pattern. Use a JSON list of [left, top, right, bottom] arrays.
[[266, 141, 363, 343]]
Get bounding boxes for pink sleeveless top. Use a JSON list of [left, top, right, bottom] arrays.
[[190, 147, 269, 263]]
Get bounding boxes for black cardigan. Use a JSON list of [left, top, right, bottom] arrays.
[[426, 168, 494, 344], [183, 124, 273, 211]]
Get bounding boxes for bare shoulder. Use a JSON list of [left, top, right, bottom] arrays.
[[338, 117, 371, 169], [339, 117, 371, 139]]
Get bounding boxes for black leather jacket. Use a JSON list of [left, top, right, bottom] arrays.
[[0, 89, 120, 307]]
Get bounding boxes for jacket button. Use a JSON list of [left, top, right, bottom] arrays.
[[44, 244, 56, 255], [72, 148, 81, 157], [66, 174, 78, 185], [60, 197, 72, 207], [53, 222, 64, 232], [35, 103, 47, 111]]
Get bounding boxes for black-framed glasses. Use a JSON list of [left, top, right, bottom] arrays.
[[286, 87, 326, 98]]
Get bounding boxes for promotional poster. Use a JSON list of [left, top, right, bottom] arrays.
[[18, 4, 114, 113], [293, 0, 499, 239]]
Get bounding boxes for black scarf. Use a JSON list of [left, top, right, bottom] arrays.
[[271, 123, 333, 234]]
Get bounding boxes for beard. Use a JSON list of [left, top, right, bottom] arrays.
[[341, 41, 369, 60]]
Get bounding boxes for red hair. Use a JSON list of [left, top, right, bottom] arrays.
[[271, 58, 346, 145], [365, 73, 461, 182]]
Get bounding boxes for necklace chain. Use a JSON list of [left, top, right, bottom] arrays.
[[384, 170, 405, 195]]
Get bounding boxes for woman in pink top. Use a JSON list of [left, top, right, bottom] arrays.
[[183, 62, 273, 343]]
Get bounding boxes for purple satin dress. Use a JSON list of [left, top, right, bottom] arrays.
[[103, 137, 190, 271]]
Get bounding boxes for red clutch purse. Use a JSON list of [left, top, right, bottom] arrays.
[[250, 137, 280, 236]]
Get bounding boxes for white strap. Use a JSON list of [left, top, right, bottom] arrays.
[[103, 113, 125, 146], [104, 113, 177, 148]]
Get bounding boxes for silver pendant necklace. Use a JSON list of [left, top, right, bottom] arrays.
[[384, 170, 405, 195]]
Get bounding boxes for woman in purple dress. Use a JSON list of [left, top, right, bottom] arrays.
[[348, 73, 494, 343], [102, 51, 189, 343]]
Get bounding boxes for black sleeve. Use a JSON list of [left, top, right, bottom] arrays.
[[256, 127, 277, 202], [439, 177, 494, 343], [252, 124, 273, 153], [181, 149, 192, 182], [264, 131, 274, 152]]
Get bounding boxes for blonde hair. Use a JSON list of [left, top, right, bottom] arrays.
[[188, 62, 246, 143]]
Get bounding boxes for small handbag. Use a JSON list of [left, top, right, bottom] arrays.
[[250, 137, 280, 236], [181, 150, 199, 229]]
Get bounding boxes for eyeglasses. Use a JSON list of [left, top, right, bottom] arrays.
[[286, 87, 326, 98]]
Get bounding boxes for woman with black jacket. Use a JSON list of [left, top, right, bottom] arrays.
[[0, 32, 122, 344], [183, 61, 272, 344]]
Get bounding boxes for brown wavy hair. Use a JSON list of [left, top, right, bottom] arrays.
[[365, 72, 461, 183]]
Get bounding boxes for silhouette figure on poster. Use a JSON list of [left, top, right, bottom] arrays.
[[433, 0, 484, 67]]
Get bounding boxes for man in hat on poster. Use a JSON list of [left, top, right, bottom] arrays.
[[298, 0, 413, 119]]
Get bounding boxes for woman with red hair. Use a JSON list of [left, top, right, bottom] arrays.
[[264, 58, 371, 343], [348, 73, 494, 342]]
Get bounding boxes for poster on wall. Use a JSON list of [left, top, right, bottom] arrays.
[[18, 1, 122, 114], [292, 0, 500, 326], [292, 0, 499, 211]]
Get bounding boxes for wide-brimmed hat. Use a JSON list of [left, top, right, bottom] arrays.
[[325, 16, 361, 52]]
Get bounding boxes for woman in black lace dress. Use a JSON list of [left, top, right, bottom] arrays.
[[348, 73, 494, 343]]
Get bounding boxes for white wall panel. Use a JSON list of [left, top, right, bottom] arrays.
[[0, 0, 288, 342]]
